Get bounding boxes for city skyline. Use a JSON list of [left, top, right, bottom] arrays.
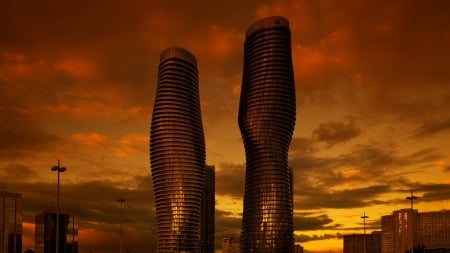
[[1, 0, 450, 253]]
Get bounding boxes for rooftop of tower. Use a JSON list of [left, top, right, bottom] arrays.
[[246, 16, 290, 38], [160, 47, 197, 66]]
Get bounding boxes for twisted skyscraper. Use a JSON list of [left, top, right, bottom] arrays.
[[150, 47, 207, 253], [239, 16, 296, 252]]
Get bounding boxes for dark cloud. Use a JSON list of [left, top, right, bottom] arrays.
[[364, 220, 380, 231], [290, 137, 316, 155], [215, 163, 245, 197], [290, 144, 398, 183], [356, 179, 450, 207], [295, 233, 342, 243], [312, 120, 361, 146], [289, 129, 442, 186], [289, 154, 330, 171], [405, 148, 443, 165], [339, 219, 381, 232], [294, 213, 339, 231], [291, 143, 443, 188], [413, 183, 450, 203], [294, 184, 390, 210], [0, 107, 60, 158], [444, 166, 450, 173], [6, 177, 154, 226], [0, 163, 36, 179], [290, 142, 447, 210], [340, 144, 399, 174], [413, 118, 450, 138]]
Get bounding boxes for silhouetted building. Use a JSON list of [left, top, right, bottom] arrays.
[[150, 47, 206, 253], [382, 209, 419, 253], [200, 165, 215, 253], [222, 238, 240, 253], [423, 248, 450, 253], [35, 210, 78, 253], [343, 231, 381, 253], [294, 244, 304, 253], [238, 16, 296, 253], [382, 209, 450, 253], [0, 191, 22, 253], [381, 214, 394, 253]]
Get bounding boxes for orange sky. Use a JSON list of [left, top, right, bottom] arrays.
[[1, 1, 450, 252]]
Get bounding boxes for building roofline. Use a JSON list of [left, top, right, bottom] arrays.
[[0, 190, 22, 197], [160, 47, 197, 66], [246, 16, 290, 38]]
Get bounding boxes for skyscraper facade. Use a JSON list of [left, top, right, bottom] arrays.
[[35, 210, 78, 253], [200, 165, 215, 253], [238, 16, 296, 252], [0, 191, 22, 253], [150, 47, 206, 253]]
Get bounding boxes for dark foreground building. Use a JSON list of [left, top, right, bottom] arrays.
[[238, 16, 296, 253], [200, 165, 215, 253], [0, 191, 22, 253], [343, 231, 382, 253], [150, 47, 209, 253], [35, 210, 78, 253]]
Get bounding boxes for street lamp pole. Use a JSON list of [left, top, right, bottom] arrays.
[[406, 191, 418, 253], [51, 160, 66, 253], [117, 194, 126, 253], [361, 212, 368, 253], [406, 191, 418, 211]]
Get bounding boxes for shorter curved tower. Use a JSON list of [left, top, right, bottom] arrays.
[[150, 47, 206, 253], [239, 16, 296, 253]]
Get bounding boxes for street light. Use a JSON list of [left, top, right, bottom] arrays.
[[51, 160, 66, 253], [406, 191, 418, 253], [406, 191, 418, 210], [117, 194, 126, 253], [361, 212, 368, 253]]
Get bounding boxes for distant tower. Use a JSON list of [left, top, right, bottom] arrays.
[[0, 191, 22, 253], [238, 16, 296, 252], [222, 237, 240, 253], [200, 165, 215, 253], [150, 47, 206, 253]]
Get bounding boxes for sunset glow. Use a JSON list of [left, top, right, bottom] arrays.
[[1, 1, 450, 252]]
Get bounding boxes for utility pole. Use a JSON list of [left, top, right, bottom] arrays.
[[406, 191, 418, 253], [361, 212, 368, 253], [51, 160, 66, 253], [406, 191, 418, 210], [117, 194, 126, 253]]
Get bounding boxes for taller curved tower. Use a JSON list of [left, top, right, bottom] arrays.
[[150, 47, 206, 253], [238, 16, 296, 253]]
